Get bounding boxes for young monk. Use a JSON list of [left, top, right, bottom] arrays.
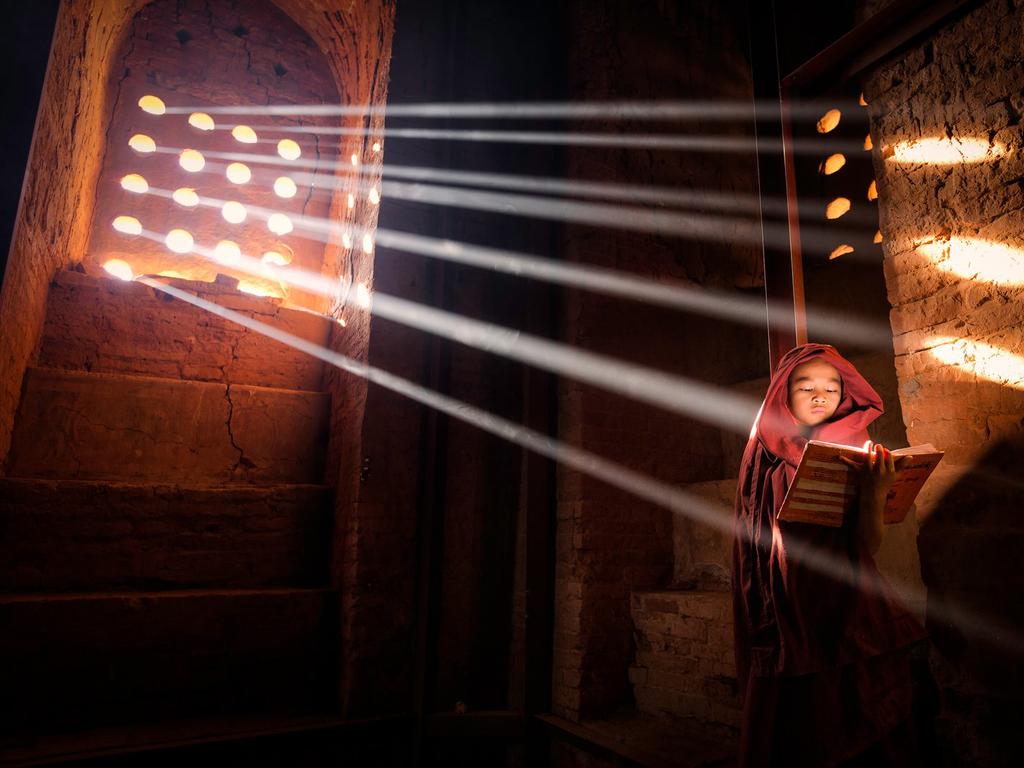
[[732, 344, 928, 767]]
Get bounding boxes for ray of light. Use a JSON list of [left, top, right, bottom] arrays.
[[246, 123, 864, 155], [135, 275, 1024, 657], [134, 228, 760, 433], [138, 184, 893, 350], [918, 236, 1024, 287], [154, 145, 811, 217], [928, 337, 1024, 390], [162, 99, 858, 121]]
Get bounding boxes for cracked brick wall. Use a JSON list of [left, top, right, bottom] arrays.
[[865, 0, 1024, 763], [552, 0, 768, 722]]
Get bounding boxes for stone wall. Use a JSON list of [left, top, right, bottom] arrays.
[[865, 1, 1024, 763]]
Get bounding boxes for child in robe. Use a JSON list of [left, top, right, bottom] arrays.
[[732, 343, 928, 767]]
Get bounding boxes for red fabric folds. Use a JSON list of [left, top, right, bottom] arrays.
[[731, 344, 927, 767]]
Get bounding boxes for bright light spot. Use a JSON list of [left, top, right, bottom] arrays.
[[214, 239, 241, 264], [138, 95, 166, 115], [825, 197, 851, 220], [890, 137, 1002, 165], [222, 201, 247, 224], [112, 215, 142, 235], [337, 316, 348, 327], [874, 230, 883, 244], [232, 125, 258, 144], [867, 180, 878, 201], [120, 174, 149, 193], [226, 162, 252, 184], [347, 193, 355, 209], [929, 337, 1024, 390], [829, 244, 854, 260], [864, 133, 873, 151], [858, 92, 868, 107], [179, 149, 205, 172], [273, 176, 297, 198], [355, 282, 371, 308], [919, 237, 1024, 287], [342, 231, 352, 249], [277, 139, 301, 160], [165, 228, 194, 254], [369, 187, 380, 204], [128, 134, 156, 153], [156, 270, 188, 279], [820, 153, 845, 175], [238, 281, 284, 298], [816, 108, 841, 134], [261, 250, 292, 266], [350, 153, 359, 166], [188, 112, 215, 131], [103, 259, 134, 281], [372, 141, 381, 152], [267, 213, 293, 235], [172, 187, 199, 207], [362, 233, 373, 254]]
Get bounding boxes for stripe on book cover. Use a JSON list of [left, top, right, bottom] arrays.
[[791, 497, 845, 510], [788, 502, 846, 515], [806, 459, 855, 471], [797, 479, 855, 494], [793, 488, 848, 500]]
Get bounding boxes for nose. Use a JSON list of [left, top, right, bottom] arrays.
[[812, 393, 826, 404]]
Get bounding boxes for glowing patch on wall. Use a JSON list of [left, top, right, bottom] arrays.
[[129, 134, 156, 153], [232, 125, 258, 144], [816, 109, 841, 134], [103, 259, 134, 281], [919, 237, 1024, 287], [120, 174, 149, 193], [112, 215, 142, 235], [889, 137, 1003, 165], [165, 228, 194, 254], [138, 95, 166, 115], [222, 201, 247, 224], [179, 149, 205, 172], [226, 162, 252, 184], [188, 112, 215, 131], [214, 240, 242, 264], [825, 198, 851, 220], [273, 176, 297, 198], [928, 337, 1024, 390], [277, 139, 301, 160], [172, 187, 199, 207]]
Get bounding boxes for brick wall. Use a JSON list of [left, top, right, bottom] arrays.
[[865, 1, 1024, 762], [553, 0, 765, 722]]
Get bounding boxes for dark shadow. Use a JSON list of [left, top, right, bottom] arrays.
[[918, 425, 1024, 767]]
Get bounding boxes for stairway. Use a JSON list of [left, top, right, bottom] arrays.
[[0, 270, 339, 760]]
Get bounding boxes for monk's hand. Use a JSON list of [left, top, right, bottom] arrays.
[[839, 442, 902, 503], [839, 443, 903, 554]]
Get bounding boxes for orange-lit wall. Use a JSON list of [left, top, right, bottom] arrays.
[[866, 0, 1024, 762]]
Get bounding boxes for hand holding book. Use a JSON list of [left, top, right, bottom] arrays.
[[777, 440, 944, 527]]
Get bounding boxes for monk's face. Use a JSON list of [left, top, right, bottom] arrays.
[[788, 359, 842, 426]]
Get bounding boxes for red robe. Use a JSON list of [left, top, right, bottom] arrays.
[[732, 344, 927, 767]]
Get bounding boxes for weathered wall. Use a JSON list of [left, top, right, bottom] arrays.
[[865, 1, 1024, 763], [553, 0, 766, 722]]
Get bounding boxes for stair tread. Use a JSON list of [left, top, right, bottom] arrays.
[[0, 587, 334, 604], [7, 367, 330, 484], [0, 709, 360, 767], [23, 365, 329, 397], [39, 270, 330, 392]]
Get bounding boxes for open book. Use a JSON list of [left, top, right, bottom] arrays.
[[777, 440, 944, 527]]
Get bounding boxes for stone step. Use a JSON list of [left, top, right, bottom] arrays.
[[0, 588, 339, 737], [629, 590, 739, 730], [37, 270, 331, 392], [672, 478, 737, 589], [0, 479, 333, 592], [6, 367, 330, 484]]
